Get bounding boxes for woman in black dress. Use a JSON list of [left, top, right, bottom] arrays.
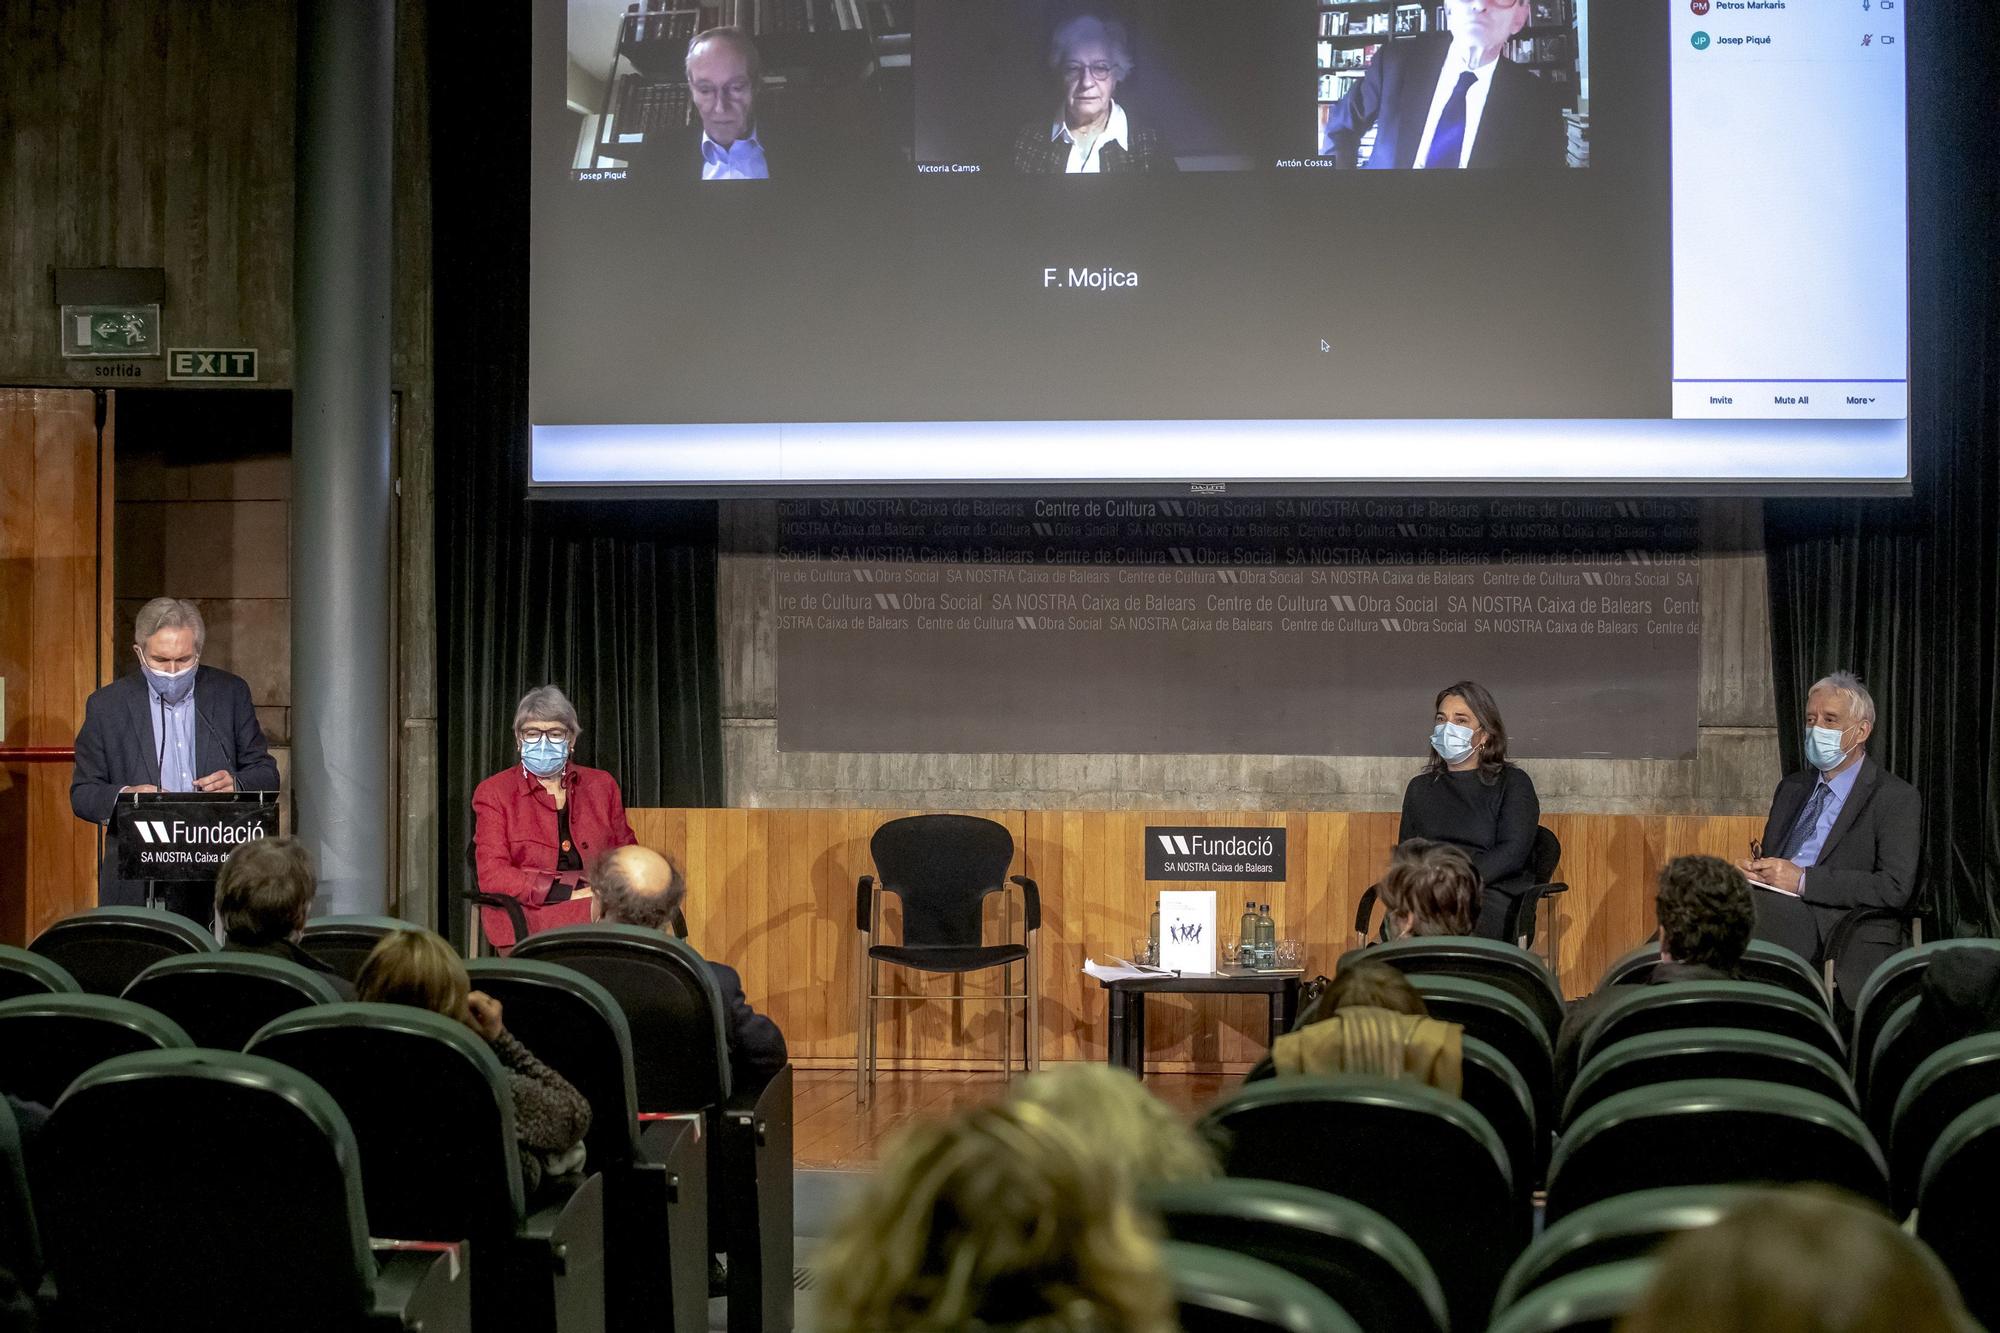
[[1397, 680, 1541, 940]]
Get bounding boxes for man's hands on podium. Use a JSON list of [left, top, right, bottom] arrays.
[[1738, 856, 1804, 895], [194, 770, 237, 793]]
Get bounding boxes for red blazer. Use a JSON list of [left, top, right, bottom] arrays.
[[472, 762, 637, 949]]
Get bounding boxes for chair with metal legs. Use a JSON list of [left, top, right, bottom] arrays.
[[855, 814, 1040, 1104]]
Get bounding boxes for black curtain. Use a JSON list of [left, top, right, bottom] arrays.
[[1765, 0, 2000, 936], [429, 0, 723, 937]]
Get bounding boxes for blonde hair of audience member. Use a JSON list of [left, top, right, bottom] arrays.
[[1009, 1063, 1217, 1188], [356, 928, 476, 1027], [1272, 960, 1462, 1093], [814, 1098, 1176, 1333], [1378, 838, 1480, 937], [1619, 1188, 1976, 1333]]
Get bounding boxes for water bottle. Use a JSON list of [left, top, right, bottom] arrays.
[[1148, 900, 1161, 966], [1256, 904, 1276, 968], [1238, 902, 1259, 967]]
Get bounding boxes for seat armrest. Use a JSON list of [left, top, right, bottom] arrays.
[[1009, 875, 1043, 931], [370, 1244, 471, 1332], [719, 1065, 794, 1333], [514, 1172, 607, 1333], [855, 874, 876, 931], [461, 889, 529, 947]]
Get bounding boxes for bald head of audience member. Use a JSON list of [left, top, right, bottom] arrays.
[[591, 845, 688, 934]]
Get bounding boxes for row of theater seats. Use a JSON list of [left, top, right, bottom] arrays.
[[0, 907, 796, 1333]]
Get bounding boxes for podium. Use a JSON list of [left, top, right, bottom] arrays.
[[111, 791, 280, 912]]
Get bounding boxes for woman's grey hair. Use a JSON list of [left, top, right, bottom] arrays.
[[513, 684, 581, 738], [133, 597, 206, 653], [1810, 671, 1877, 726], [1048, 14, 1134, 77]]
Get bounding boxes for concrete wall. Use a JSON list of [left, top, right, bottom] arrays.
[[719, 499, 1782, 816]]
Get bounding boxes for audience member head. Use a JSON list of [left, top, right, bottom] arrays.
[[1277, 960, 1459, 1091], [1009, 1064, 1216, 1187], [1380, 838, 1480, 937], [1320, 960, 1430, 1018], [357, 929, 471, 1026], [215, 835, 316, 946], [815, 1098, 1174, 1333], [1655, 854, 1753, 970], [1619, 1188, 1975, 1333], [1908, 946, 2000, 1054], [591, 844, 687, 933]]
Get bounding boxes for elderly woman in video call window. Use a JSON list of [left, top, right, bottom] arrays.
[[1012, 14, 1177, 174]]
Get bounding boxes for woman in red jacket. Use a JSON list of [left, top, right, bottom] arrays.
[[471, 685, 637, 951]]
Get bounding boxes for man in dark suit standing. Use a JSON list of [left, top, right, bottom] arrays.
[[1741, 671, 1921, 1004], [1322, 0, 1562, 169], [69, 596, 280, 921]]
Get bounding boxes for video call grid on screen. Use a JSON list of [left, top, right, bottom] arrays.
[[531, 0, 1911, 494]]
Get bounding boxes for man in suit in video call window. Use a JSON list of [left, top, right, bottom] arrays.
[[649, 26, 773, 181], [1322, 0, 1563, 169]]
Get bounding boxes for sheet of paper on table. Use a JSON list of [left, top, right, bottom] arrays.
[[1748, 878, 1797, 895], [1083, 956, 1175, 982]]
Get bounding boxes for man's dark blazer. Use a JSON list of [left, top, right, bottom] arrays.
[[1754, 755, 1922, 1001], [69, 666, 280, 909], [709, 959, 788, 1093], [222, 937, 358, 1002], [1321, 33, 1563, 169]]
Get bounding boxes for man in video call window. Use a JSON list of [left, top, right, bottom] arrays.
[[681, 27, 769, 181], [1321, 0, 1562, 169]]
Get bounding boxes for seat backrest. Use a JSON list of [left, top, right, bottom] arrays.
[[1488, 1257, 1658, 1333], [0, 993, 193, 1106], [1595, 941, 1832, 1012], [1545, 1079, 1888, 1223], [1343, 937, 1564, 1043], [1573, 981, 1845, 1083], [1198, 1075, 1526, 1332], [1161, 1240, 1364, 1333], [1530, 826, 1561, 886], [468, 957, 642, 1169], [0, 944, 80, 1001], [1917, 1092, 2000, 1331], [1146, 1178, 1448, 1333], [297, 915, 411, 983], [123, 952, 342, 1050], [247, 1002, 524, 1240], [1890, 1032, 2000, 1214], [28, 906, 215, 995], [1863, 995, 1932, 1139], [1406, 973, 1556, 1131], [868, 813, 1015, 948], [1852, 939, 2000, 1084], [43, 1049, 376, 1333], [510, 923, 732, 1111], [1462, 1034, 1542, 1197], [0, 1094, 39, 1290], [1496, 1186, 1756, 1313], [1563, 1027, 1856, 1130]]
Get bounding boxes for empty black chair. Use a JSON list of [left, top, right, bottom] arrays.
[[1162, 1241, 1363, 1333], [1889, 1033, 2000, 1215], [42, 1049, 469, 1332], [468, 957, 708, 1333], [0, 1094, 40, 1296], [1567, 981, 1845, 1094], [1595, 939, 1832, 1012], [1338, 936, 1564, 1044], [1463, 1034, 1543, 1195], [1199, 1076, 1527, 1331], [28, 906, 214, 995], [298, 915, 411, 983], [856, 813, 1040, 1099], [1918, 1093, 2000, 1330], [1850, 939, 2000, 1088], [1545, 1079, 1889, 1223], [1406, 973, 1556, 1133], [248, 1003, 605, 1333], [512, 923, 793, 1333], [124, 952, 342, 1050], [1496, 1186, 1756, 1313], [0, 944, 79, 1001], [0, 993, 191, 1106], [1147, 1178, 1448, 1333], [1563, 1027, 1856, 1130], [1487, 1258, 1658, 1333]]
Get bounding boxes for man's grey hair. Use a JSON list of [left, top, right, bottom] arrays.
[[1048, 14, 1134, 77], [1809, 671, 1877, 727], [593, 850, 688, 933], [686, 26, 762, 82], [133, 597, 206, 653], [513, 684, 581, 738]]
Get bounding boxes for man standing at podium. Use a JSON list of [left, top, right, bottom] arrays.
[[70, 596, 279, 920]]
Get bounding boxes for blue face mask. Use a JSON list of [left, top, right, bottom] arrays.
[[521, 735, 570, 777], [1804, 724, 1855, 772], [1431, 721, 1477, 765], [140, 655, 198, 706]]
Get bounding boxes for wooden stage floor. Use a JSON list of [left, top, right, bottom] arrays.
[[791, 1067, 1237, 1169]]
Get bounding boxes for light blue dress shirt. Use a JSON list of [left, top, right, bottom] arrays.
[[146, 690, 199, 792], [1792, 759, 1863, 870], [701, 129, 769, 180]]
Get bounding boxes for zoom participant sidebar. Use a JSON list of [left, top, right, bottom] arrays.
[[1669, 0, 1908, 422]]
